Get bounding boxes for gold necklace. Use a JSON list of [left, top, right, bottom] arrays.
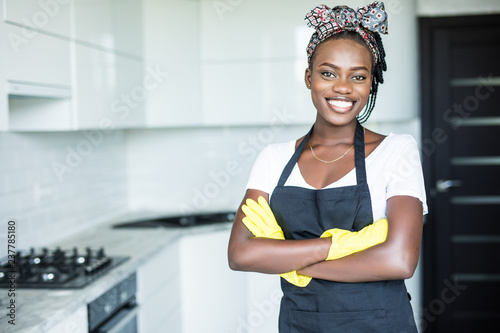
[[308, 128, 364, 164]]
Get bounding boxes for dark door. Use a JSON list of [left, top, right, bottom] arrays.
[[420, 15, 500, 332]]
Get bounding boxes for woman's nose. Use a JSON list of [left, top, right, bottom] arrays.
[[332, 78, 352, 94]]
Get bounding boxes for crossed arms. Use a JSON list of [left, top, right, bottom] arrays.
[[228, 189, 423, 283]]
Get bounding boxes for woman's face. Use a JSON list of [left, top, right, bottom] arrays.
[[305, 38, 373, 126]]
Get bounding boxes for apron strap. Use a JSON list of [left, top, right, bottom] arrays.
[[354, 120, 368, 185], [276, 121, 367, 187]]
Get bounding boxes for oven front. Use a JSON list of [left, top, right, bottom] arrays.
[[88, 272, 138, 333]]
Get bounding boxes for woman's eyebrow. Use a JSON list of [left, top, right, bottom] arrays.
[[318, 62, 370, 71]]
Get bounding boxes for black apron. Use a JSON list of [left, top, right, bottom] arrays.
[[270, 121, 417, 332]]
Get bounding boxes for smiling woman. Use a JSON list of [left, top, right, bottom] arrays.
[[228, 2, 427, 332]]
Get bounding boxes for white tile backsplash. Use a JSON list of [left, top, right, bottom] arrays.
[[0, 130, 128, 251], [126, 125, 310, 215]]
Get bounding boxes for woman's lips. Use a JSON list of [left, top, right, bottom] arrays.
[[327, 98, 355, 113]]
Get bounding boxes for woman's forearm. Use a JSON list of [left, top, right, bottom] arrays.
[[298, 196, 423, 282], [297, 240, 417, 282], [229, 234, 330, 274]]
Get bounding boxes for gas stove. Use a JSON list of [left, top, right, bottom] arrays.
[[0, 247, 129, 289]]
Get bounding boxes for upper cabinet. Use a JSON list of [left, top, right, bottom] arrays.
[[3, 0, 71, 38], [199, 0, 315, 126], [141, 0, 202, 127], [4, 23, 71, 87], [71, 0, 146, 129], [199, 0, 418, 125], [73, 0, 115, 50], [73, 0, 143, 57], [0, 0, 148, 131], [1, 0, 336, 131], [0, 0, 203, 131], [1, 1, 72, 131]]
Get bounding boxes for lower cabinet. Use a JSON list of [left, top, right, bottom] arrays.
[[136, 228, 247, 333], [178, 229, 247, 333], [136, 236, 181, 332]]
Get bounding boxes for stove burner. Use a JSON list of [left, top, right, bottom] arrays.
[[0, 247, 129, 289]]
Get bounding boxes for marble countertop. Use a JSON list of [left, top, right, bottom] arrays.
[[0, 211, 232, 333]]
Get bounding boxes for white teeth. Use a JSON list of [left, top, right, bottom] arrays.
[[328, 99, 353, 108]]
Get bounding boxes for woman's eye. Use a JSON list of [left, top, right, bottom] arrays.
[[352, 75, 367, 81], [321, 71, 336, 78]]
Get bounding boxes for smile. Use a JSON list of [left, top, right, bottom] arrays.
[[327, 98, 355, 112]]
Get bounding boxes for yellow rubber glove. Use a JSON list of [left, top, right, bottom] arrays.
[[241, 196, 312, 288], [320, 218, 388, 260]]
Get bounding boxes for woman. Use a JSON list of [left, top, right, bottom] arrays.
[[228, 2, 427, 332]]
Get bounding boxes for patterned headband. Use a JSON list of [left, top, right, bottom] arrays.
[[305, 1, 388, 65]]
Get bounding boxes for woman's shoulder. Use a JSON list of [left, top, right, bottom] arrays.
[[261, 140, 296, 156], [255, 140, 296, 165], [367, 131, 420, 160], [383, 132, 419, 150]]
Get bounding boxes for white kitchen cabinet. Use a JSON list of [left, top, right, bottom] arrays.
[[73, 0, 143, 58], [112, 55, 146, 128], [70, 0, 147, 129], [0, 15, 8, 130], [199, 0, 314, 126], [72, 44, 147, 129], [73, 0, 114, 50], [2, 22, 72, 131], [136, 228, 247, 333], [45, 305, 88, 333], [3, 0, 71, 39], [72, 43, 117, 129], [201, 59, 315, 126], [4, 22, 71, 87], [113, 0, 143, 57], [137, 239, 182, 333], [141, 0, 202, 127], [200, 0, 311, 61], [179, 228, 247, 333]]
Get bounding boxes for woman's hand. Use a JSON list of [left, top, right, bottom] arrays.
[[241, 196, 285, 240], [321, 218, 388, 260], [298, 195, 423, 282], [228, 189, 330, 275], [240, 196, 313, 287]]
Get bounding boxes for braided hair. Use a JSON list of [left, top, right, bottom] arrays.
[[308, 30, 387, 123]]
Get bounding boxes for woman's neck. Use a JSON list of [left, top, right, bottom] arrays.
[[311, 118, 358, 145]]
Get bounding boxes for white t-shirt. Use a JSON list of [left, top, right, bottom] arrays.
[[246, 133, 428, 221]]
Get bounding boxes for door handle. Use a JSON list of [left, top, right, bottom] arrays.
[[436, 179, 463, 192]]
